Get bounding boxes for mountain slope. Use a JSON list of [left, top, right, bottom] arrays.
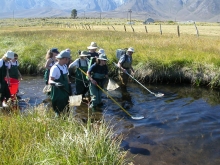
[[0, 0, 219, 22]]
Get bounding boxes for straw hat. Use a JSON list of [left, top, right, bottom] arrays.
[[4, 50, 14, 59], [127, 47, 134, 53], [87, 42, 98, 49], [56, 50, 71, 59], [98, 54, 108, 61], [98, 49, 105, 54], [80, 50, 89, 57]]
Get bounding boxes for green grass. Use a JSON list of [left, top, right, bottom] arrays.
[[0, 18, 220, 87], [0, 105, 126, 164]]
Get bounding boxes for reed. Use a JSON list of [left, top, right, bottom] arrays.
[[0, 105, 126, 164]]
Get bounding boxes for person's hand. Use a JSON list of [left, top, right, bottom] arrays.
[[91, 79, 97, 85], [123, 69, 127, 74]]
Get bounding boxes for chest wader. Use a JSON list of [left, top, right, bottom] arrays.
[[89, 73, 106, 107], [119, 55, 132, 88], [75, 60, 89, 97], [50, 65, 69, 115], [44, 60, 55, 85], [0, 61, 11, 102], [9, 62, 18, 79], [44, 69, 50, 85]]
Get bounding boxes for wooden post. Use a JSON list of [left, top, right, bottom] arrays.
[[124, 25, 126, 32], [111, 25, 116, 31], [145, 25, 148, 33], [194, 22, 199, 37], [88, 25, 91, 30], [131, 25, 134, 32], [177, 25, 180, 37], [160, 24, 162, 35]]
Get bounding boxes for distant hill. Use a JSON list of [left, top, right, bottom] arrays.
[[0, 0, 220, 22]]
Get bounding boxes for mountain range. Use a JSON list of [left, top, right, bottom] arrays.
[[0, 0, 220, 22]]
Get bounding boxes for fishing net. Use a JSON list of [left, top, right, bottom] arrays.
[[107, 78, 119, 91], [106, 78, 121, 98], [69, 94, 82, 107]]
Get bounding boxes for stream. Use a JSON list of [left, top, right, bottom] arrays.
[[16, 76, 220, 165]]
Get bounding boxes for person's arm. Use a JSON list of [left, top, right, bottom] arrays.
[[87, 68, 97, 85], [117, 55, 127, 73], [45, 59, 53, 69]]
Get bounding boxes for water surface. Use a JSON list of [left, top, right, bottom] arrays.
[[19, 76, 220, 165]]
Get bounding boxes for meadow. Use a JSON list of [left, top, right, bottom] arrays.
[[0, 17, 220, 88], [0, 18, 220, 164]]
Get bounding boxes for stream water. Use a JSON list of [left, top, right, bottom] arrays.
[[17, 76, 220, 165]]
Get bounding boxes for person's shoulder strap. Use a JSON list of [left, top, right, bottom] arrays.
[[78, 58, 81, 67]]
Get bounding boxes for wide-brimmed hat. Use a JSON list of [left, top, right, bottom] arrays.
[[80, 50, 89, 57], [98, 54, 108, 61], [56, 50, 70, 59], [98, 49, 105, 54], [4, 50, 14, 59], [51, 48, 59, 54], [87, 42, 98, 49], [127, 47, 134, 53]]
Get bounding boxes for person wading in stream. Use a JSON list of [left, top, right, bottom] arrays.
[[68, 50, 90, 99], [9, 53, 22, 80], [49, 50, 71, 116], [44, 48, 59, 85], [117, 47, 135, 90], [0, 50, 14, 107], [87, 54, 108, 110], [87, 42, 99, 67]]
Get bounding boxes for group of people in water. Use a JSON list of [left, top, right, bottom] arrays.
[[0, 51, 22, 107], [0, 42, 135, 116]]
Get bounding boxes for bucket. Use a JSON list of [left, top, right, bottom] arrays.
[[5, 78, 20, 95]]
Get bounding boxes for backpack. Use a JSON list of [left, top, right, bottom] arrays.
[[116, 48, 127, 60]]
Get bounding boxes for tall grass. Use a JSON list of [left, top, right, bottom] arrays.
[[0, 18, 220, 86], [0, 105, 126, 164]]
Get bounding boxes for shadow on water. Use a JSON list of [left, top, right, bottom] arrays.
[[10, 76, 220, 165]]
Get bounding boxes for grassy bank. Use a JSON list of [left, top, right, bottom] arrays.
[[0, 18, 220, 87], [0, 105, 126, 164]]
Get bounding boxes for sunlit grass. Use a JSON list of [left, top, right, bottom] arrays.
[[0, 105, 126, 164], [0, 18, 220, 86]]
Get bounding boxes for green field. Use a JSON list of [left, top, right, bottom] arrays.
[[0, 18, 220, 87]]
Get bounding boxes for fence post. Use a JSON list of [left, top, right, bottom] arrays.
[[160, 24, 162, 35], [88, 25, 91, 30], [177, 25, 180, 37], [145, 25, 148, 33], [194, 22, 199, 37], [111, 25, 116, 31], [124, 25, 126, 32], [131, 25, 134, 32]]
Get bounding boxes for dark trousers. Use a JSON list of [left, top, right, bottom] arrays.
[[1, 80, 11, 102]]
